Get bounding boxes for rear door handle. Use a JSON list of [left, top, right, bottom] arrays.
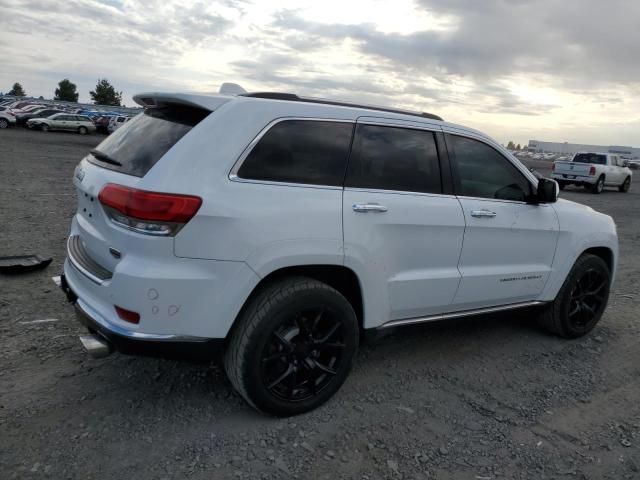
[[470, 209, 497, 218], [353, 203, 388, 213]]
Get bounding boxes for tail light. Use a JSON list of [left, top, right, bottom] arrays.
[[98, 183, 202, 236], [589, 166, 596, 175]]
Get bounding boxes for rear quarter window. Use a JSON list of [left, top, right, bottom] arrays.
[[236, 120, 354, 186], [88, 105, 210, 177]]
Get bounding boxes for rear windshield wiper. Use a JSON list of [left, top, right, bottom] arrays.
[[90, 149, 122, 166]]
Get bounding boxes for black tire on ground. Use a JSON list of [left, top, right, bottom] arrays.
[[41, 124, 49, 132], [0, 118, 8, 129], [619, 176, 631, 193], [224, 276, 359, 416], [537, 253, 610, 338], [591, 175, 605, 194], [557, 181, 566, 190], [78, 126, 88, 135]]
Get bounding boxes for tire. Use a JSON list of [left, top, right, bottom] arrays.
[[591, 175, 605, 194], [619, 176, 631, 193], [224, 277, 359, 416], [0, 118, 8, 129], [557, 181, 566, 190], [537, 254, 610, 338], [78, 126, 88, 135], [41, 124, 49, 132]]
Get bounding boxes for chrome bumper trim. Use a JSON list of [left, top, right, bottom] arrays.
[[380, 301, 547, 329]]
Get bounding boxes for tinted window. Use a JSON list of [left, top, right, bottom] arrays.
[[237, 120, 353, 186], [574, 153, 606, 165], [89, 105, 209, 177], [345, 124, 441, 194], [448, 135, 532, 202], [56, 115, 69, 121]]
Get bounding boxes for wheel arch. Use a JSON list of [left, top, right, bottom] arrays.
[[582, 246, 614, 273], [227, 264, 365, 342]]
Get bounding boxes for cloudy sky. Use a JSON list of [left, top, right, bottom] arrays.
[[1, 0, 639, 146]]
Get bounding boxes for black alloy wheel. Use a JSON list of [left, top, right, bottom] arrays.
[[225, 277, 359, 416], [261, 307, 346, 403], [566, 268, 608, 334]]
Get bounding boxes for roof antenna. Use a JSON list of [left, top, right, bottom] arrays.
[[219, 83, 247, 95]]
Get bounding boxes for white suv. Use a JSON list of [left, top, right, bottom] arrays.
[[58, 90, 618, 416]]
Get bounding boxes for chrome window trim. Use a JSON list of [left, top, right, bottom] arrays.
[[344, 186, 456, 200], [228, 117, 355, 187], [380, 300, 547, 329]]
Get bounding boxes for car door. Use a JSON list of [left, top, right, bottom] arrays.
[[343, 120, 466, 326], [608, 155, 624, 184], [445, 132, 559, 310], [53, 114, 69, 131]]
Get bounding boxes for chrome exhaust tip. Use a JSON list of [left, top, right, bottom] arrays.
[[79, 334, 112, 359]]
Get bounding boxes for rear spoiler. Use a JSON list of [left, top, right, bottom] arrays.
[[133, 93, 231, 112]]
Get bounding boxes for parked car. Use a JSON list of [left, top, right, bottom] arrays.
[[17, 108, 63, 126], [93, 115, 117, 134], [0, 107, 16, 128], [57, 90, 618, 416], [27, 113, 96, 134], [107, 115, 131, 133], [551, 152, 632, 193]]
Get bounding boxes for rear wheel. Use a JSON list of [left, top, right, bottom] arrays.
[[591, 175, 605, 194], [537, 254, 610, 338], [619, 176, 631, 193], [225, 277, 359, 416], [78, 126, 88, 135], [0, 118, 8, 129]]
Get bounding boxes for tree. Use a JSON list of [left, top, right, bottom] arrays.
[[89, 78, 122, 106], [506, 141, 516, 150], [55, 79, 79, 102], [516, 143, 521, 150], [7, 82, 26, 96]]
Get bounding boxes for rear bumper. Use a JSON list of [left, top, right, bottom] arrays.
[[58, 273, 224, 361], [551, 173, 595, 183]]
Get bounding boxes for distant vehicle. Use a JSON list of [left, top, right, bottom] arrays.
[[0, 107, 16, 129], [27, 113, 96, 134], [107, 115, 131, 133], [17, 108, 63, 126], [552, 152, 632, 193], [627, 161, 639, 170], [93, 115, 117, 134]]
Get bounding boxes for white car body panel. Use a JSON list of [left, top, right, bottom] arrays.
[[62, 91, 619, 341]]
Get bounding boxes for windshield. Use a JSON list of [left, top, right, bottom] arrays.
[[88, 104, 210, 177], [573, 153, 606, 165]]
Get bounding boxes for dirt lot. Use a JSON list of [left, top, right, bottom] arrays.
[[1, 128, 639, 480]]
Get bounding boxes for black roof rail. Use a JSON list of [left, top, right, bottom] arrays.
[[240, 92, 443, 121]]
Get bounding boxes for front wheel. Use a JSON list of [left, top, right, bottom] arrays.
[[78, 126, 88, 135], [619, 176, 631, 193], [40, 124, 49, 132], [224, 277, 359, 416], [0, 118, 8, 129], [537, 254, 610, 338]]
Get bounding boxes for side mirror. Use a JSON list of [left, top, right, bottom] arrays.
[[536, 178, 558, 203]]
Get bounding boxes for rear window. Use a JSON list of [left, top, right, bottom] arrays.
[[574, 153, 606, 165], [88, 105, 210, 177]]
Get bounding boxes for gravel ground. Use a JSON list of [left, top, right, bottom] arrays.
[[1, 128, 639, 480]]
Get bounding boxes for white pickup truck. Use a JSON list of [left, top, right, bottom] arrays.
[[551, 152, 632, 194]]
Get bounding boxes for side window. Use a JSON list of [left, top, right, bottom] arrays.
[[345, 124, 441, 194], [448, 134, 533, 202], [237, 120, 353, 186]]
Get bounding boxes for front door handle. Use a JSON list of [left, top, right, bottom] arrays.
[[470, 209, 497, 218], [353, 203, 388, 213]]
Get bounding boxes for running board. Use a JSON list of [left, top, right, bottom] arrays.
[[379, 301, 547, 329]]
